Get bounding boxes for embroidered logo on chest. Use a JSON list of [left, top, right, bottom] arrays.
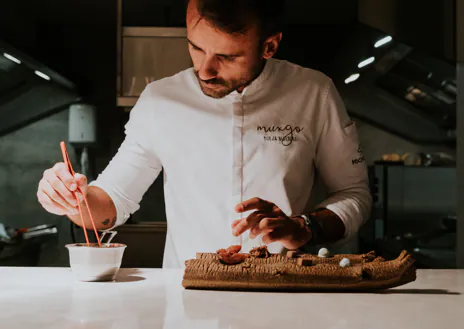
[[257, 125, 304, 146], [352, 145, 365, 165]]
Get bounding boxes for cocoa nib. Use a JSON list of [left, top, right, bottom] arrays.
[[250, 245, 270, 258]]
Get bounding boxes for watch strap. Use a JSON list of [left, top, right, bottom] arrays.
[[300, 213, 325, 246]]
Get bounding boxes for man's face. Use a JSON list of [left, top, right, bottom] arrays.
[[186, 1, 264, 98]]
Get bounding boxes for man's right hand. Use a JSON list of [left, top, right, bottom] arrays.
[[37, 163, 88, 216]]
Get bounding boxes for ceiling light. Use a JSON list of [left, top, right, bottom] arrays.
[[358, 57, 375, 68], [345, 73, 360, 84], [34, 70, 50, 81], [3, 53, 21, 64], [374, 36, 392, 48]]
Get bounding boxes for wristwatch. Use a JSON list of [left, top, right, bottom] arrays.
[[300, 212, 325, 246]]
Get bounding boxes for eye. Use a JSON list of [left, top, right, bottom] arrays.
[[190, 44, 201, 51], [221, 55, 237, 62]]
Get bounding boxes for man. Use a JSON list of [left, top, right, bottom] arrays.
[[37, 0, 371, 268]]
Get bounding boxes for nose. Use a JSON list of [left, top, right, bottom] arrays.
[[198, 56, 218, 81]]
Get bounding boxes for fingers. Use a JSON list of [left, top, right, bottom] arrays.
[[43, 169, 78, 207], [262, 229, 290, 245], [74, 173, 88, 195], [52, 163, 78, 192], [38, 162, 89, 217], [249, 217, 286, 239], [231, 219, 241, 229], [235, 197, 273, 213], [232, 199, 289, 239], [37, 189, 78, 216], [232, 211, 267, 237], [40, 179, 79, 213]]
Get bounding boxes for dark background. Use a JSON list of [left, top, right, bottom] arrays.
[[0, 0, 461, 268]]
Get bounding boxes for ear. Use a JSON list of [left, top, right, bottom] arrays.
[[262, 32, 282, 59]]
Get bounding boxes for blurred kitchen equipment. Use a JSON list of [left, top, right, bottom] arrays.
[[68, 103, 97, 180], [379, 152, 455, 166], [0, 223, 58, 266], [361, 163, 456, 268]]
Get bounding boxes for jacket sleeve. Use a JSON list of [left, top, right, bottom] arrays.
[[89, 86, 163, 229], [313, 79, 372, 244]]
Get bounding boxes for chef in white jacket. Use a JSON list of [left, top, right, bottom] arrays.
[[37, 0, 372, 268]]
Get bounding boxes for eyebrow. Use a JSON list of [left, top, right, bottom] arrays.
[[187, 38, 243, 58]]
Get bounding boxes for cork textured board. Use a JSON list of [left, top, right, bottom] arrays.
[[182, 247, 416, 292]]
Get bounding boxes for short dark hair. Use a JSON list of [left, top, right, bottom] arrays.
[[189, 0, 286, 40]]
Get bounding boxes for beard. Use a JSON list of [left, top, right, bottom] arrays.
[[194, 61, 265, 99], [194, 72, 240, 98]]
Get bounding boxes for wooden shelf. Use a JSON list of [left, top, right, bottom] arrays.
[[116, 221, 167, 233], [123, 27, 187, 38], [115, 221, 167, 268], [117, 27, 189, 110], [117, 96, 138, 108]]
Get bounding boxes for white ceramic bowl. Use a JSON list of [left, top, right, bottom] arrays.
[[66, 243, 127, 282]]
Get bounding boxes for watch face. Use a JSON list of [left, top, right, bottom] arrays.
[[302, 214, 311, 227]]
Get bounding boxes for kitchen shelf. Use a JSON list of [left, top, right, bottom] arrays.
[[117, 0, 191, 110], [123, 27, 187, 38], [117, 96, 138, 108], [115, 221, 167, 268]]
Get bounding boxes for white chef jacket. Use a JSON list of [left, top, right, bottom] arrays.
[[89, 58, 372, 268]]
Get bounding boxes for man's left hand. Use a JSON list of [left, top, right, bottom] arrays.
[[232, 197, 312, 250]]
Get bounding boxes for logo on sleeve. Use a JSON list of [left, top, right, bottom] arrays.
[[257, 125, 304, 146], [352, 145, 365, 165]]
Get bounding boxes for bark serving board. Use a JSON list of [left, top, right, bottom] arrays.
[[182, 248, 416, 292]]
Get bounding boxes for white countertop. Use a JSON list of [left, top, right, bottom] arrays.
[[0, 267, 462, 329]]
